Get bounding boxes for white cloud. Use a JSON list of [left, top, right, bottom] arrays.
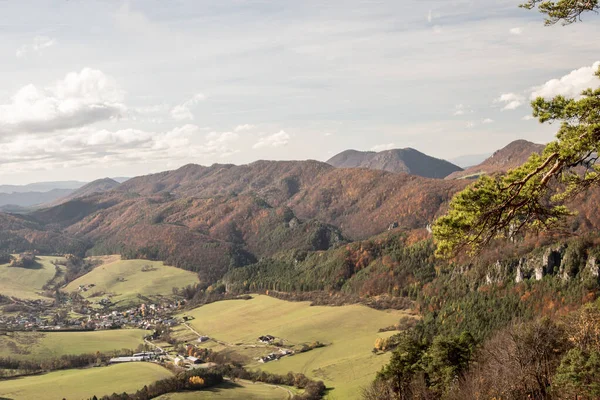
[[0, 124, 244, 173], [522, 115, 535, 121], [509, 27, 523, 35], [453, 104, 472, 116], [433, 25, 442, 34], [324, 132, 334, 137], [466, 121, 475, 128], [371, 143, 396, 152], [496, 92, 525, 110], [253, 130, 290, 149], [234, 124, 255, 132], [16, 36, 56, 58], [205, 131, 240, 157], [0, 68, 125, 135], [530, 61, 600, 100], [427, 10, 433, 23], [482, 118, 494, 124], [170, 93, 206, 121]]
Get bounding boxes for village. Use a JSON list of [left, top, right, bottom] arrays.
[[0, 298, 183, 332]]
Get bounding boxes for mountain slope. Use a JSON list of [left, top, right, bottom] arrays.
[[446, 140, 545, 180], [51, 178, 120, 205], [4, 161, 465, 282], [327, 148, 463, 178]]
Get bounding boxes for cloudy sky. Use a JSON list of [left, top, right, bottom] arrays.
[[0, 0, 599, 184]]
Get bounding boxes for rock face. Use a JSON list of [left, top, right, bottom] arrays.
[[588, 256, 599, 277], [480, 245, 577, 285], [486, 260, 510, 284], [543, 247, 563, 277], [515, 259, 525, 283], [581, 256, 600, 282]]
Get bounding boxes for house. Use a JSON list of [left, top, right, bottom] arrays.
[[258, 335, 275, 343], [258, 353, 280, 363], [187, 356, 202, 364], [197, 336, 209, 343]]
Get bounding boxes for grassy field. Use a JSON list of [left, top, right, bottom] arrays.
[[0, 329, 147, 360], [64, 258, 199, 306], [156, 380, 291, 400], [0, 362, 173, 400], [180, 295, 412, 399], [0, 256, 64, 300]]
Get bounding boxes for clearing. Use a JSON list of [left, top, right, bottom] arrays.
[[179, 295, 412, 399], [0, 362, 172, 400], [64, 258, 199, 306], [0, 256, 65, 300], [0, 329, 147, 360]]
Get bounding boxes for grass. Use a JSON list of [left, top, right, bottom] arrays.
[[0, 362, 173, 400], [156, 380, 291, 400], [0, 256, 65, 300], [180, 295, 412, 399], [64, 258, 199, 306], [0, 329, 147, 360]]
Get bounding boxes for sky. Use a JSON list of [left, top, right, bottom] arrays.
[[0, 0, 599, 184]]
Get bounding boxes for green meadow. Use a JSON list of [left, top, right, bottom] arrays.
[[65, 258, 199, 305], [0, 256, 64, 300], [156, 380, 291, 400], [180, 295, 411, 399], [0, 329, 147, 360], [0, 362, 172, 400]]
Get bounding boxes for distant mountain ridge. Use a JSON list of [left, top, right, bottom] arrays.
[[326, 148, 463, 179], [0, 189, 74, 208], [0, 181, 86, 194], [0, 178, 129, 209], [449, 153, 492, 168], [446, 140, 545, 180]]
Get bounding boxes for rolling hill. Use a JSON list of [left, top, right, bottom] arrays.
[[64, 258, 200, 306], [179, 295, 411, 399], [327, 148, 463, 178]]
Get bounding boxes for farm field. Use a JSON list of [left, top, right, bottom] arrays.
[[0, 256, 64, 300], [0, 329, 147, 360], [64, 258, 199, 306], [156, 380, 291, 399], [180, 295, 412, 399], [0, 362, 172, 400]]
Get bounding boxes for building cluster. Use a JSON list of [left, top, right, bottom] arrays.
[[258, 348, 293, 363]]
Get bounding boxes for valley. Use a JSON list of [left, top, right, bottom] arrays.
[[2, 1, 599, 397], [1, 140, 600, 399]]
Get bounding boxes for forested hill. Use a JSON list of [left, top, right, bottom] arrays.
[[0, 160, 465, 283], [327, 148, 463, 178]]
